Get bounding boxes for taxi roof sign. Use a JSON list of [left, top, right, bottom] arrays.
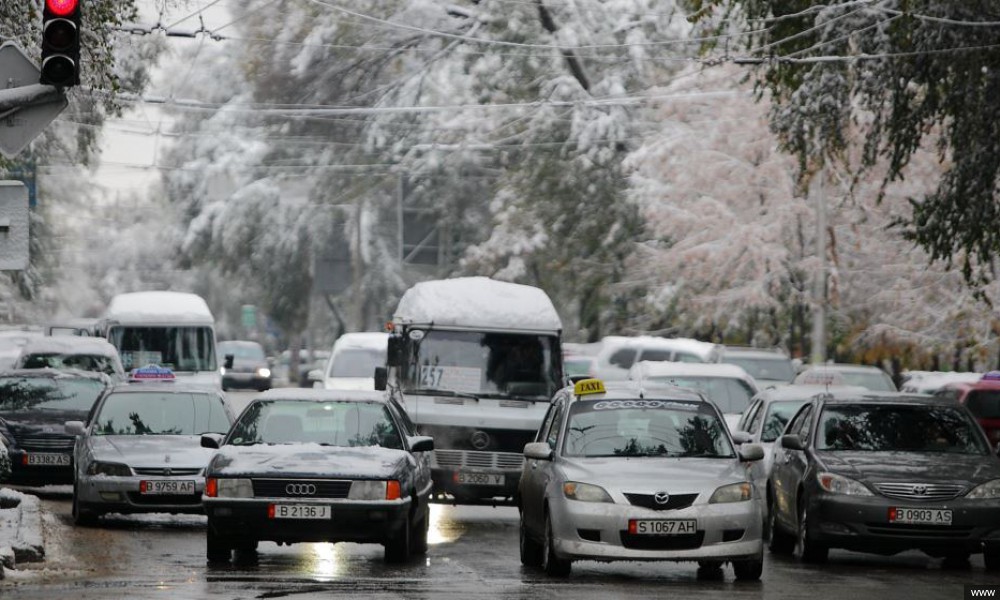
[[574, 378, 606, 397], [129, 365, 176, 382]]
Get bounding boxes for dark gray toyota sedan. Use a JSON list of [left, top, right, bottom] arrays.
[[768, 393, 1000, 569], [201, 389, 433, 563]]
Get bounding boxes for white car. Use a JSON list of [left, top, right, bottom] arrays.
[[16, 336, 126, 381], [594, 336, 724, 381], [318, 332, 389, 391], [794, 363, 897, 392], [628, 361, 758, 431]]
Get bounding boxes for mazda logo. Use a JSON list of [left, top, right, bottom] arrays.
[[471, 431, 491, 451], [654, 492, 670, 505], [285, 483, 317, 495]]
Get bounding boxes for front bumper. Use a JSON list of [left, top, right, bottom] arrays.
[[431, 468, 521, 502], [550, 495, 764, 562], [203, 497, 411, 544], [808, 493, 1000, 555], [222, 372, 271, 389], [76, 475, 206, 514]]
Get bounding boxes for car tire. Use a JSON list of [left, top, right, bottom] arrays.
[[519, 515, 543, 567], [410, 505, 429, 555], [984, 545, 1000, 571], [71, 486, 98, 527], [384, 515, 411, 563], [206, 521, 233, 563], [541, 511, 571, 577], [796, 502, 828, 563], [733, 552, 764, 581], [767, 494, 794, 555]]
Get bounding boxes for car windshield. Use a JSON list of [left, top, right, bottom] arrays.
[[761, 400, 807, 442], [109, 326, 217, 372], [724, 356, 795, 382], [839, 371, 897, 392], [563, 399, 735, 458], [646, 376, 754, 414], [218, 343, 265, 360], [329, 347, 386, 378], [816, 404, 989, 454], [402, 330, 560, 399], [20, 353, 119, 377], [0, 377, 105, 412], [93, 391, 230, 435], [966, 390, 1000, 419], [227, 400, 403, 449]]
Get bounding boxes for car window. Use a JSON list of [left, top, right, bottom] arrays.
[[545, 402, 565, 449], [816, 404, 989, 455], [639, 349, 672, 362], [748, 401, 766, 434], [608, 348, 637, 369], [328, 347, 386, 378], [784, 404, 810, 439], [794, 405, 814, 441], [93, 391, 230, 435], [388, 397, 416, 435], [840, 371, 897, 392], [723, 356, 795, 381], [563, 399, 735, 458], [227, 400, 403, 449], [674, 352, 705, 363], [966, 390, 1000, 419], [648, 376, 754, 414], [536, 402, 558, 443], [933, 388, 961, 402], [0, 377, 105, 413], [738, 399, 759, 432], [760, 400, 808, 443]]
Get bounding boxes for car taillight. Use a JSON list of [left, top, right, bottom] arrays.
[[386, 480, 401, 500], [205, 478, 218, 498]]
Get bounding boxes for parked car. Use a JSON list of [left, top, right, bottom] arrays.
[[933, 372, 1000, 445], [272, 349, 330, 388], [518, 378, 765, 579], [767, 392, 1000, 570], [201, 388, 434, 563], [218, 340, 272, 391], [15, 336, 126, 382], [315, 332, 389, 391], [899, 370, 982, 394], [722, 347, 796, 386], [793, 363, 897, 392], [628, 361, 758, 430], [594, 336, 724, 381], [66, 371, 235, 524], [0, 437, 10, 482], [0, 369, 109, 485]]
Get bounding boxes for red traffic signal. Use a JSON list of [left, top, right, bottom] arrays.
[[40, 0, 81, 87]]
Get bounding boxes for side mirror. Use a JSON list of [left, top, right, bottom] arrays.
[[224, 354, 235, 370], [201, 433, 224, 449], [386, 336, 402, 367], [65, 421, 86, 436], [731, 431, 752, 445], [739, 443, 765, 462], [524, 442, 553, 461], [408, 435, 434, 453], [374, 367, 388, 391], [781, 434, 805, 451], [307, 369, 323, 383]]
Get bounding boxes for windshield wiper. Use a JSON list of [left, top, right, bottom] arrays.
[[409, 388, 480, 401]]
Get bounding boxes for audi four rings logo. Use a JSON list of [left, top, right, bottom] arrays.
[[654, 492, 670, 505], [285, 483, 317, 495]]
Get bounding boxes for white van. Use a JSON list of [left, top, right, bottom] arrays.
[[319, 332, 389, 391], [99, 292, 221, 389]]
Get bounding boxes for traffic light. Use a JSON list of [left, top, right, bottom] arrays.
[[40, 0, 81, 88]]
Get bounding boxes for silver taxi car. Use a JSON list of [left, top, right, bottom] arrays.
[[518, 379, 765, 578]]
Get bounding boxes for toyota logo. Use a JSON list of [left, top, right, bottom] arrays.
[[285, 483, 317, 495], [654, 492, 670, 505], [912, 484, 928, 496], [471, 430, 491, 451], [163, 468, 172, 477]]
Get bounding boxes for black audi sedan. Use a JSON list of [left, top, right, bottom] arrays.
[[767, 393, 1000, 569], [0, 369, 109, 485], [201, 389, 433, 563]]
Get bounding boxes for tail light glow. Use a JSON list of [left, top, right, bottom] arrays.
[[386, 480, 401, 500]]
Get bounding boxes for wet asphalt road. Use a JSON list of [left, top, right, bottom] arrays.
[[2, 392, 997, 599]]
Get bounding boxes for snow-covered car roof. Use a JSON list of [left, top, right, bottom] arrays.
[[629, 361, 755, 384], [599, 335, 722, 359], [753, 384, 869, 402], [255, 388, 387, 403], [393, 277, 562, 332], [105, 291, 214, 325], [722, 346, 790, 359], [0, 367, 110, 383], [18, 336, 120, 358], [899, 371, 982, 393], [332, 332, 390, 351]]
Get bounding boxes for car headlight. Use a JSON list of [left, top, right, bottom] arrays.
[[86, 461, 132, 477], [205, 478, 253, 498], [563, 481, 613, 503], [349, 480, 388, 500], [966, 479, 1000, 500], [709, 482, 752, 503], [256, 367, 271, 378], [220, 367, 227, 375], [816, 472, 873, 496]]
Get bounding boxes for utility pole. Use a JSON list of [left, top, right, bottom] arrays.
[[811, 168, 827, 365], [352, 196, 364, 331]]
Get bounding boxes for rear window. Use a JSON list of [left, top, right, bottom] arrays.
[[967, 391, 1000, 419]]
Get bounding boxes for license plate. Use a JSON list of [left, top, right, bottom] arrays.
[[456, 471, 505, 486], [889, 507, 952, 525], [140, 480, 196, 495], [631, 519, 698, 535], [270, 504, 332, 520], [24, 453, 70, 466]]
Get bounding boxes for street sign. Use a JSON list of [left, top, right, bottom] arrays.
[[0, 42, 67, 158], [241, 304, 257, 329], [0, 182, 29, 270]]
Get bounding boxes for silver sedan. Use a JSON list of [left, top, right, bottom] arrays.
[[66, 383, 234, 524], [518, 381, 765, 579]]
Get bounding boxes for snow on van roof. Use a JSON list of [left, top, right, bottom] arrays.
[[394, 277, 562, 332], [20, 336, 119, 357], [105, 292, 214, 325]]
